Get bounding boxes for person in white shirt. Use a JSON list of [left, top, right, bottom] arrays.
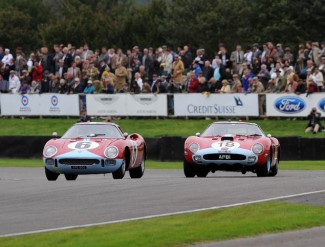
[[134, 72, 143, 90], [313, 67, 324, 91], [8, 70, 21, 93], [1, 48, 13, 68]]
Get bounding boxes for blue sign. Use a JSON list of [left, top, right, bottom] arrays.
[[274, 96, 306, 114], [318, 98, 325, 113], [21, 95, 29, 106]]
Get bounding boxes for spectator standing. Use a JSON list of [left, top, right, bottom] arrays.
[[192, 60, 202, 78], [257, 64, 270, 90], [8, 70, 20, 93], [1, 48, 13, 68], [313, 67, 324, 91], [172, 54, 184, 84], [58, 79, 69, 94], [284, 75, 298, 93], [30, 80, 41, 94], [0, 74, 9, 93], [83, 80, 94, 94], [93, 80, 103, 94], [115, 62, 128, 92], [188, 72, 199, 93], [230, 45, 244, 74], [218, 80, 231, 93], [241, 69, 253, 93], [202, 60, 214, 82], [294, 79, 307, 95]]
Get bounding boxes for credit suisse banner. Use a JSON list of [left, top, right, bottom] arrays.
[[86, 94, 167, 116], [266, 93, 325, 117], [0, 94, 80, 116], [174, 93, 259, 116]]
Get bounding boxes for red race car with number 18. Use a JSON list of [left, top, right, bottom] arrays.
[[184, 121, 280, 177]]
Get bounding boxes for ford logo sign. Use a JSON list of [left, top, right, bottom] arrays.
[[318, 98, 325, 112], [274, 96, 306, 114]]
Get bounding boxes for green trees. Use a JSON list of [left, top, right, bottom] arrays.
[[0, 0, 324, 54]]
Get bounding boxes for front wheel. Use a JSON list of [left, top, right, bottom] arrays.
[[183, 159, 197, 177], [64, 174, 78, 180], [196, 169, 209, 177], [45, 167, 59, 181], [269, 159, 279, 177], [129, 156, 145, 178], [112, 160, 126, 179]]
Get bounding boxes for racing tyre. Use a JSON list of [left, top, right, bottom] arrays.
[[256, 163, 269, 177], [45, 167, 59, 181], [64, 174, 78, 180], [183, 160, 196, 177], [269, 159, 278, 177], [196, 169, 209, 177], [112, 160, 126, 179], [129, 156, 145, 178]]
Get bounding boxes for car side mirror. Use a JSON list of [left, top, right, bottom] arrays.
[[123, 132, 128, 138], [52, 132, 58, 138], [267, 134, 272, 138], [196, 132, 201, 137]]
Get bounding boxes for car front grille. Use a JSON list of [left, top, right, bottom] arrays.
[[203, 153, 246, 161], [59, 159, 100, 166]]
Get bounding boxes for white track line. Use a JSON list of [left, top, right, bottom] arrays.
[[1, 189, 325, 238]]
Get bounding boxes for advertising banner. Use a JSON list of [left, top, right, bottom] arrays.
[[174, 93, 259, 116], [86, 94, 167, 116], [266, 93, 325, 117], [0, 94, 42, 115], [39, 94, 80, 116]]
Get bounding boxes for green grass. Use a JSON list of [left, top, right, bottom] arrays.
[[0, 159, 324, 170], [0, 118, 321, 138], [0, 202, 324, 247]]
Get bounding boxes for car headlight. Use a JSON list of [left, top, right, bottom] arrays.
[[43, 146, 57, 158], [104, 146, 119, 158], [188, 143, 200, 154], [252, 143, 264, 154]]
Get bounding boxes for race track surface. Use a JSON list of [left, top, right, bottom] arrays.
[[0, 168, 324, 241]]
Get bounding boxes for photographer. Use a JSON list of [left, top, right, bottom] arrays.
[[305, 107, 323, 134]]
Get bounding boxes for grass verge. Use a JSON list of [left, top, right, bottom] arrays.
[[0, 159, 324, 170], [0, 202, 324, 246]]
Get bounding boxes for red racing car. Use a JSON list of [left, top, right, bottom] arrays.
[[43, 122, 146, 181], [184, 121, 280, 177]]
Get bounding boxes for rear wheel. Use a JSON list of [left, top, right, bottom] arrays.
[[183, 159, 197, 177], [112, 160, 126, 179], [45, 167, 59, 181], [129, 156, 145, 178], [64, 174, 78, 180]]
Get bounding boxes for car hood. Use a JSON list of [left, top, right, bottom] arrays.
[[187, 135, 268, 151], [44, 138, 121, 157]]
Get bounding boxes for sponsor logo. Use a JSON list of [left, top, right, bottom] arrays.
[[274, 96, 306, 114], [94, 95, 119, 105], [51, 95, 58, 106], [318, 98, 325, 113], [234, 97, 243, 106], [133, 95, 158, 105], [21, 95, 29, 106]]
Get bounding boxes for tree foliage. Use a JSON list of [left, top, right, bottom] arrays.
[[0, 0, 324, 55]]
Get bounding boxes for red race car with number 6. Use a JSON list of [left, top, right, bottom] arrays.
[[184, 122, 280, 177], [43, 122, 146, 181]]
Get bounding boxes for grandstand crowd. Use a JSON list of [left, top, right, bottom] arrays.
[[0, 41, 325, 96]]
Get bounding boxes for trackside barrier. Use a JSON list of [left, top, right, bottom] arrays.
[[1, 93, 325, 117]]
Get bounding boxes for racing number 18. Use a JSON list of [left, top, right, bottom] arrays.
[[216, 142, 235, 148]]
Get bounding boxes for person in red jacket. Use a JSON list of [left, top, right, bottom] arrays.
[[188, 71, 199, 93], [31, 60, 43, 82]]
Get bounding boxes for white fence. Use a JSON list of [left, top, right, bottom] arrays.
[[1, 93, 325, 117]]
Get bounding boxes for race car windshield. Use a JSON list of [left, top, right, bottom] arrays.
[[201, 123, 265, 137], [62, 124, 123, 139]]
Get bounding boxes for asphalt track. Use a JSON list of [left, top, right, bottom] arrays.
[[0, 168, 324, 245]]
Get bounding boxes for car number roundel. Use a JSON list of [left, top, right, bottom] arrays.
[[211, 141, 240, 150], [68, 141, 99, 150]]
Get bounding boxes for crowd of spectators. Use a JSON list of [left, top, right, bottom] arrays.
[[0, 41, 325, 97]]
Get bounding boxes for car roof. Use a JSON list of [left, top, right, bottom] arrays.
[[211, 121, 258, 126], [74, 122, 120, 128]]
